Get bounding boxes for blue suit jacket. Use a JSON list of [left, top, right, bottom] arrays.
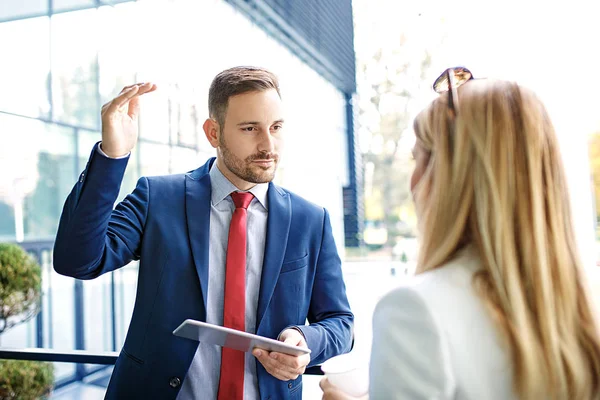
[[53, 145, 354, 400]]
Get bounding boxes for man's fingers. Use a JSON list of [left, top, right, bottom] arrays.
[[269, 353, 305, 374], [271, 351, 310, 373], [108, 82, 157, 111], [127, 96, 140, 119], [253, 349, 302, 380], [118, 82, 155, 94], [319, 377, 331, 391], [283, 336, 299, 345], [143, 83, 158, 94], [259, 359, 296, 380], [269, 352, 304, 370], [131, 82, 157, 97], [118, 84, 139, 94], [256, 350, 288, 372], [268, 368, 296, 381], [109, 85, 140, 110], [256, 349, 306, 374]]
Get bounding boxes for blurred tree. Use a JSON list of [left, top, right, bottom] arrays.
[[353, 0, 446, 245], [589, 132, 600, 224], [0, 243, 41, 334], [361, 46, 431, 244]]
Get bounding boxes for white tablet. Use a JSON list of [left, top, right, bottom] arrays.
[[172, 319, 311, 357]]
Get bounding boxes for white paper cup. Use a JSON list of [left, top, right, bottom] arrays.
[[321, 352, 369, 397]]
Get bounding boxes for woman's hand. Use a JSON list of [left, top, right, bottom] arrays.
[[320, 378, 368, 400]]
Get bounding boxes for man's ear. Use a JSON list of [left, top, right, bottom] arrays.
[[203, 118, 220, 149]]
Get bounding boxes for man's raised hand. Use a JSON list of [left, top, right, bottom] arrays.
[[100, 82, 157, 157]]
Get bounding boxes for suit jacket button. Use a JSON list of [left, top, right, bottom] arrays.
[[288, 382, 293, 389], [169, 377, 181, 388]]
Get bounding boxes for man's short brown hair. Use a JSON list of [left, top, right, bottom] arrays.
[[209, 66, 281, 128]]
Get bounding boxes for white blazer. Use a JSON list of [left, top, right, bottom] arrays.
[[369, 248, 516, 399]]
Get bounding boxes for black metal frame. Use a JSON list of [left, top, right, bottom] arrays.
[[0, 348, 119, 365], [0, 348, 324, 375]]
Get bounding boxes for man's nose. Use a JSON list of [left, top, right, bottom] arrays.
[[258, 130, 275, 154]]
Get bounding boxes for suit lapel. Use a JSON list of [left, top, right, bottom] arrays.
[[185, 159, 214, 311], [256, 183, 291, 328]]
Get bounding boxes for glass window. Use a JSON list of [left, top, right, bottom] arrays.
[[23, 124, 78, 240], [171, 146, 200, 174], [0, 114, 77, 242], [0, 17, 50, 119], [138, 141, 170, 176], [83, 273, 114, 353], [77, 129, 102, 170], [0, 314, 36, 348], [0, 199, 15, 241], [0, 115, 78, 379], [0, 0, 48, 21], [50, 9, 99, 130], [77, 129, 140, 202], [42, 248, 78, 381], [97, 3, 137, 107], [138, 90, 170, 144], [49, 274, 76, 380], [166, 84, 202, 148], [52, 0, 95, 13], [198, 148, 216, 166]]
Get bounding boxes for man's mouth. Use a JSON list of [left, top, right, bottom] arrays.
[[252, 159, 275, 167]]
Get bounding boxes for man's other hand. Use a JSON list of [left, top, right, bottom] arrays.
[[252, 328, 310, 381]]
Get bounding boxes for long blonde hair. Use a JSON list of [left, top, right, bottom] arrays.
[[413, 79, 600, 399]]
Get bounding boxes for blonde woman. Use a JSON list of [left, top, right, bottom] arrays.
[[321, 68, 600, 400]]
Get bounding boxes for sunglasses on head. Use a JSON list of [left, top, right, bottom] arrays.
[[432, 66, 474, 117]]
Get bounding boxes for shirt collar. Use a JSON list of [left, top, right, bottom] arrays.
[[209, 163, 269, 210]]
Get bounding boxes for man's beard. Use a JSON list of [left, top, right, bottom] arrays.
[[218, 136, 278, 184]]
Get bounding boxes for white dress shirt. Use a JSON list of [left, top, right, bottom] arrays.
[[369, 248, 516, 399]]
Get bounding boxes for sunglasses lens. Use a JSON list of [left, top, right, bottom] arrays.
[[454, 67, 473, 86], [433, 74, 448, 93], [433, 67, 473, 93]]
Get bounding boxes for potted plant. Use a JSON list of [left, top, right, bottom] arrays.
[[0, 243, 54, 399]]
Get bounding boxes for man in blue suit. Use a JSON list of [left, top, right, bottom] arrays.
[[53, 66, 354, 399]]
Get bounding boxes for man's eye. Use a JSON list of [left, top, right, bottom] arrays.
[[272, 125, 282, 131], [242, 127, 256, 132]]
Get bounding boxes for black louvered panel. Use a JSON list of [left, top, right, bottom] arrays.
[[226, 0, 356, 94]]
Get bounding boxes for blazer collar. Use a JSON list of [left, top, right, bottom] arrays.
[[185, 158, 291, 328], [256, 182, 291, 328], [185, 158, 215, 310]]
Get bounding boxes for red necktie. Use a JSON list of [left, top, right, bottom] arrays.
[[218, 191, 254, 400]]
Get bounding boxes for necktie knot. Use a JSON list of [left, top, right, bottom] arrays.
[[231, 191, 254, 210]]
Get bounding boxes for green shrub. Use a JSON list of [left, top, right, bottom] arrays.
[[0, 360, 54, 400], [0, 244, 53, 398], [0, 243, 42, 333]]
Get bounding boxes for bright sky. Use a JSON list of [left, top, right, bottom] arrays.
[[353, 0, 600, 138]]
